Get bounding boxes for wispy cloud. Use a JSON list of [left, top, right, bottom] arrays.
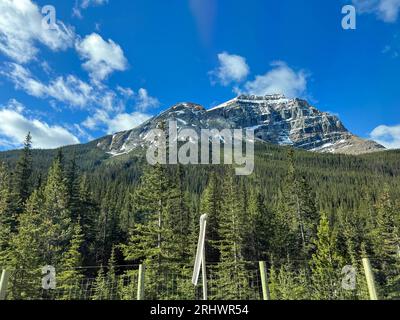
[[0, 0, 75, 63], [352, 0, 400, 22], [0, 100, 79, 149], [370, 124, 400, 149], [73, 0, 109, 18], [134, 88, 160, 112], [2, 63, 94, 108], [1, 61, 157, 136]]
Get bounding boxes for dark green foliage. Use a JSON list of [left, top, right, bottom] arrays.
[[0, 133, 400, 300], [12, 133, 33, 216], [0, 162, 12, 267], [57, 223, 84, 300], [310, 212, 344, 300], [214, 170, 252, 299]]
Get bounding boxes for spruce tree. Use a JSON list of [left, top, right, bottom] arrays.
[[78, 174, 98, 265], [276, 150, 318, 262], [57, 223, 84, 300], [269, 263, 310, 300], [167, 165, 191, 263], [311, 212, 344, 300], [92, 266, 108, 300], [215, 170, 250, 300], [120, 163, 184, 299], [92, 247, 119, 300], [0, 162, 12, 267], [200, 172, 222, 263], [12, 132, 33, 214], [66, 155, 81, 222], [372, 187, 400, 298], [9, 190, 45, 299], [96, 191, 120, 265], [106, 246, 118, 300], [42, 157, 73, 265], [244, 188, 274, 261]]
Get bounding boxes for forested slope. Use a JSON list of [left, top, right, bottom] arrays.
[[0, 135, 399, 300]]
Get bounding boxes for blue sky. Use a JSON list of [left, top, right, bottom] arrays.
[[0, 0, 399, 150]]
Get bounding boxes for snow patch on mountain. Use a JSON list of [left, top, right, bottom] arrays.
[[96, 95, 385, 156]]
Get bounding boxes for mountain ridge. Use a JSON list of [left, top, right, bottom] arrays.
[[97, 94, 385, 156]]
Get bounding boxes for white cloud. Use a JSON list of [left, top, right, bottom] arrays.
[[135, 88, 160, 111], [2, 63, 94, 108], [242, 61, 308, 98], [0, 0, 75, 63], [105, 112, 151, 134], [210, 52, 250, 86], [0, 100, 79, 149], [80, 0, 108, 9], [117, 86, 135, 97], [76, 33, 128, 81], [1, 62, 157, 137], [353, 0, 400, 22], [73, 0, 108, 17], [370, 124, 400, 149], [82, 88, 157, 133], [83, 109, 150, 134]]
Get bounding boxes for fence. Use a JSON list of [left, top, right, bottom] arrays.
[[0, 257, 398, 300]]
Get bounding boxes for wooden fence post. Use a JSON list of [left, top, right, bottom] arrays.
[[362, 257, 378, 300], [137, 264, 145, 300], [259, 261, 271, 300], [0, 270, 11, 300]]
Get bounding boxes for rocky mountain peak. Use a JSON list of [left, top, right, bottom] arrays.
[[170, 102, 205, 112], [97, 95, 385, 156]]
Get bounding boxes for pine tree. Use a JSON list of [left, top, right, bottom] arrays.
[[96, 191, 120, 265], [386, 226, 400, 299], [77, 174, 98, 265], [215, 170, 251, 300], [337, 207, 370, 300], [92, 248, 119, 300], [120, 163, 185, 299], [106, 246, 118, 300], [0, 162, 12, 267], [200, 172, 222, 263], [12, 132, 33, 214], [66, 155, 81, 222], [276, 150, 318, 262], [269, 262, 310, 300], [41, 157, 73, 265], [243, 188, 274, 261], [92, 266, 108, 300], [9, 190, 46, 299], [163, 165, 194, 299], [166, 165, 191, 263], [311, 212, 344, 300], [372, 187, 400, 298], [57, 223, 84, 300]]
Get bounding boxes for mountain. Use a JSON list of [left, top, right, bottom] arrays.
[[97, 94, 385, 156]]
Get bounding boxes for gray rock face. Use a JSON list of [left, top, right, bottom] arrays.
[[97, 95, 385, 156]]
